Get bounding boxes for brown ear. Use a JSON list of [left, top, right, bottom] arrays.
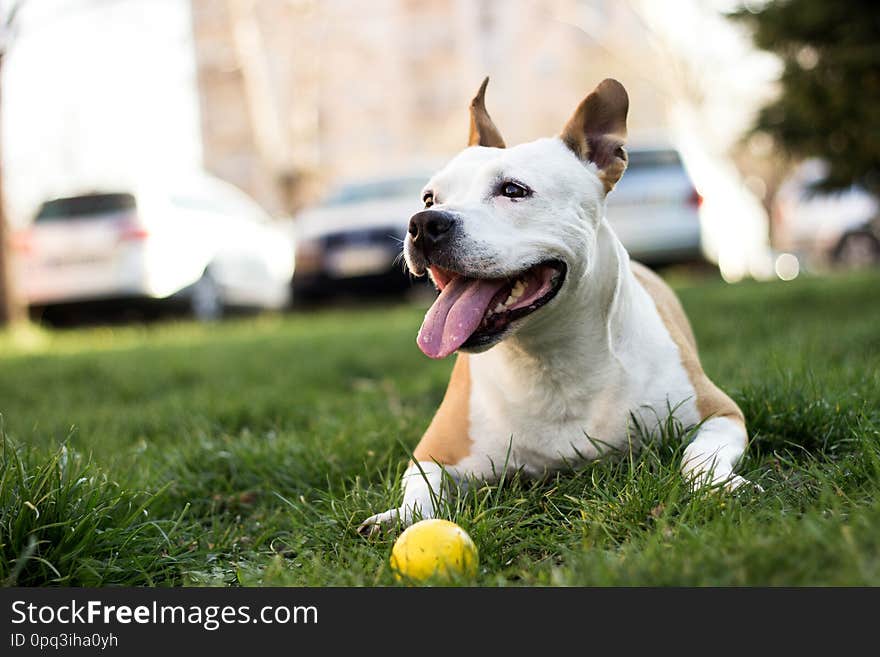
[[468, 77, 506, 148], [560, 78, 629, 193]]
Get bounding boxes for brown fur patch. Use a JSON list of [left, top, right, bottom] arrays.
[[560, 79, 628, 193], [595, 146, 628, 194], [468, 77, 506, 148], [413, 354, 474, 464], [630, 262, 746, 429]]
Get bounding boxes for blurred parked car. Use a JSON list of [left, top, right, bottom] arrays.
[[12, 175, 294, 320], [291, 175, 426, 300], [606, 146, 705, 266], [772, 159, 880, 269]]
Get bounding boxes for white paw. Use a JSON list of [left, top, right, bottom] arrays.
[[358, 462, 445, 537], [689, 471, 763, 494], [357, 507, 410, 537], [724, 474, 764, 493]]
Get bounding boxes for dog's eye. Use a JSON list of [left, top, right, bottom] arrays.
[[500, 181, 529, 199], [423, 192, 434, 208]]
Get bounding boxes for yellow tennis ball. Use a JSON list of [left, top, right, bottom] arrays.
[[390, 519, 479, 582]]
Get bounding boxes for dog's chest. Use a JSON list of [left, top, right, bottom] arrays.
[[463, 337, 699, 476], [465, 352, 618, 474]]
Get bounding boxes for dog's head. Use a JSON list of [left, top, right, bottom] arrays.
[[406, 78, 629, 359]]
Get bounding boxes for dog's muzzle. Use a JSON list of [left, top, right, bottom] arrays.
[[408, 209, 457, 262]]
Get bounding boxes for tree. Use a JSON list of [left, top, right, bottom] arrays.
[[732, 0, 880, 198]]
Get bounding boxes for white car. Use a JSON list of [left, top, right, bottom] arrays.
[[605, 147, 705, 266], [772, 159, 880, 269], [13, 175, 295, 319]]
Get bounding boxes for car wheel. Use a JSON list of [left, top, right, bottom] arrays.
[[833, 231, 880, 269], [190, 270, 223, 321]]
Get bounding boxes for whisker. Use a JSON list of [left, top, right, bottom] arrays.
[[393, 249, 409, 274]]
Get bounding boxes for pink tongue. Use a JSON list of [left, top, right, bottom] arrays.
[[417, 275, 507, 359]]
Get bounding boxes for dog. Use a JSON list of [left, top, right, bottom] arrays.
[[359, 77, 754, 535]]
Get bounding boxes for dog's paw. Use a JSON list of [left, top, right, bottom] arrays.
[[688, 472, 764, 494], [724, 475, 764, 494], [357, 508, 404, 538]]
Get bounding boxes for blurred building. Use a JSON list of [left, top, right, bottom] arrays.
[[189, 0, 671, 215]]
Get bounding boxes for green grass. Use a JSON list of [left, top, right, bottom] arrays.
[[1, 270, 879, 586]]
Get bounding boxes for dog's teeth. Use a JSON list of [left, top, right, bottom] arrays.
[[503, 295, 515, 307], [494, 303, 505, 313], [511, 280, 525, 298]]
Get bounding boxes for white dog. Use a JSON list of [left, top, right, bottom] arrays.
[[360, 78, 754, 534]]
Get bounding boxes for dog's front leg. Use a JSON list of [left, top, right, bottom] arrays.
[[358, 461, 448, 536], [681, 416, 757, 491]]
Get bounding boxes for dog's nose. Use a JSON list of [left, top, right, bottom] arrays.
[[408, 210, 456, 257]]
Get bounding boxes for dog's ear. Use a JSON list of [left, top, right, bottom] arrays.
[[468, 77, 506, 148], [560, 78, 628, 193]]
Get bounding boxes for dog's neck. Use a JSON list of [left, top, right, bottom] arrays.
[[490, 217, 638, 388]]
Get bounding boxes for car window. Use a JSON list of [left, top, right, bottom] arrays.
[[35, 193, 136, 222], [625, 150, 682, 170], [322, 177, 427, 206]]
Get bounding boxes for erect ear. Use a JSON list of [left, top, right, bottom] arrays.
[[468, 77, 506, 148], [560, 78, 629, 193]]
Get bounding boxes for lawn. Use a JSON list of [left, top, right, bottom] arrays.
[[1, 270, 879, 586]]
